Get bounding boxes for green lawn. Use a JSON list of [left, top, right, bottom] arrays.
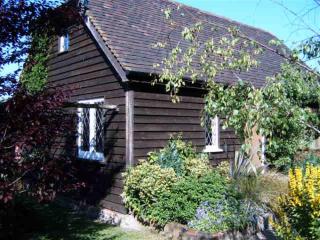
[[11, 201, 163, 240]]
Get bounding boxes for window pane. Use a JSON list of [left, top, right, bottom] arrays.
[[59, 33, 69, 52], [81, 108, 90, 151], [59, 36, 65, 52], [211, 116, 219, 147], [205, 114, 212, 146], [95, 108, 104, 153], [64, 33, 70, 51]]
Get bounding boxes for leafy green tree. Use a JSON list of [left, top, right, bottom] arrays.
[[154, 3, 320, 168]]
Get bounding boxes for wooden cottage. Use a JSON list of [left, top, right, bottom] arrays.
[[48, 0, 284, 213]]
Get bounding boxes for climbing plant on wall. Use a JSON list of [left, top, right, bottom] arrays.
[[20, 32, 52, 94]]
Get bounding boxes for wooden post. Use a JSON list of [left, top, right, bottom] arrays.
[[126, 90, 134, 168]]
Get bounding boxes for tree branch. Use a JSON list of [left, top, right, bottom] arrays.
[[167, 2, 320, 78], [270, 0, 320, 36], [303, 121, 320, 134]]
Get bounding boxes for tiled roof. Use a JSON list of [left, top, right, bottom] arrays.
[[86, 0, 284, 87]]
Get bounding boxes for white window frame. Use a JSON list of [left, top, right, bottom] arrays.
[[58, 33, 70, 53], [77, 98, 104, 161], [203, 116, 223, 153]]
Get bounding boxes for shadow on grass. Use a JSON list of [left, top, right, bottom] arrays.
[[29, 203, 126, 240], [2, 198, 162, 240], [1, 199, 126, 240]]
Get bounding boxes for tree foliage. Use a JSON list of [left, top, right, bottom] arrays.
[[0, 0, 84, 205], [153, 4, 320, 168], [204, 63, 320, 168], [0, 89, 83, 204]]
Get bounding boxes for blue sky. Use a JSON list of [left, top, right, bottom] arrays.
[[175, 0, 319, 48]]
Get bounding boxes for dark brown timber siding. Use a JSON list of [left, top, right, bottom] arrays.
[[47, 23, 126, 213], [133, 87, 241, 166]]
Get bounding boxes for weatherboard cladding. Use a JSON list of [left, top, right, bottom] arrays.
[[132, 87, 241, 164], [48, 24, 127, 213], [86, 0, 284, 87]]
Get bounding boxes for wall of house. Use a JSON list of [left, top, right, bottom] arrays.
[[131, 83, 241, 166], [46, 21, 241, 214], [47, 23, 127, 213]]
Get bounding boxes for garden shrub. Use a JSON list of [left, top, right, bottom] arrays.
[[146, 171, 230, 227], [273, 165, 320, 239], [122, 161, 178, 222], [233, 174, 260, 202], [227, 150, 261, 202], [228, 150, 287, 205], [215, 161, 231, 178], [267, 134, 309, 170], [123, 136, 234, 228], [182, 156, 211, 178], [147, 134, 202, 176]]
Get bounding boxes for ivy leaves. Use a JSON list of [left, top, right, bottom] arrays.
[[20, 32, 52, 94]]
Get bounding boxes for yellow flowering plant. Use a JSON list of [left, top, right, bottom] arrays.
[[273, 165, 320, 239]]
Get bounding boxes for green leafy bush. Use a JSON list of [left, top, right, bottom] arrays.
[[146, 171, 230, 227], [123, 136, 231, 228], [147, 134, 203, 176], [182, 156, 211, 178], [215, 161, 231, 178], [122, 161, 178, 222]]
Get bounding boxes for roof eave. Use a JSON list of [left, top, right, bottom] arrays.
[[84, 16, 129, 82]]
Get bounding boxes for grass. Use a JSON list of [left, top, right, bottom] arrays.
[[3, 200, 163, 240], [257, 170, 288, 205]]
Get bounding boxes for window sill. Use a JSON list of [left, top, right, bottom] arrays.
[[78, 150, 104, 161], [57, 50, 69, 55], [203, 146, 224, 153]]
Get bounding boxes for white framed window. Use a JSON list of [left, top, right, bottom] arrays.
[[77, 98, 105, 161], [204, 115, 223, 153], [58, 33, 70, 53]]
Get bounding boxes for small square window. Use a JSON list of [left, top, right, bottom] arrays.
[[77, 99, 105, 161], [204, 115, 223, 153], [58, 33, 70, 53]]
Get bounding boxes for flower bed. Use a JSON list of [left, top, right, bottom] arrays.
[[122, 135, 233, 228], [122, 135, 273, 236]]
